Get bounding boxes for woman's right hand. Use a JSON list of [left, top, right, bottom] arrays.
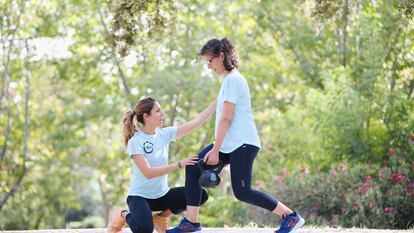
[[179, 155, 199, 168]]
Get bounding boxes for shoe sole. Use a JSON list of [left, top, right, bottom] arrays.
[[290, 217, 305, 232]]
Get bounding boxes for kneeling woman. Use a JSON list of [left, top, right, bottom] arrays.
[[107, 97, 216, 233]]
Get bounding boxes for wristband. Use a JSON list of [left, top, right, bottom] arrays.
[[178, 161, 182, 168]]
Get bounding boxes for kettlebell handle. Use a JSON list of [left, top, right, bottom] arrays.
[[198, 158, 225, 173]]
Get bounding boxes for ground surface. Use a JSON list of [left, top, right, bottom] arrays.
[[3, 228, 414, 233]]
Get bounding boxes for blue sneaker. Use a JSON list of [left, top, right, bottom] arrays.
[[275, 211, 305, 233], [166, 218, 201, 233]]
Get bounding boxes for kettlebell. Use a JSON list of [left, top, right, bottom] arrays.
[[198, 159, 225, 188]]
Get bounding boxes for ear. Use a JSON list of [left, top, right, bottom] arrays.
[[143, 112, 149, 119], [219, 51, 225, 60]]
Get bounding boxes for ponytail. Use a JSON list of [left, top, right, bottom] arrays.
[[122, 97, 156, 148], [220, 38, 238, 71], [122, 110, 136, 148]]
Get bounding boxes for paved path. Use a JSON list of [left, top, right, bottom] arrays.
[[3, 228, 414, 233]]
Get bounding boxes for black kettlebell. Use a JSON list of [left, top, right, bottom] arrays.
[[198, 159, 225, 188]]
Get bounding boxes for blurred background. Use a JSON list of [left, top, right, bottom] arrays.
[[0, 0, 413, 230]]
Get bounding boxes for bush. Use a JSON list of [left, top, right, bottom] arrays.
[[260, 152, 414, 229]]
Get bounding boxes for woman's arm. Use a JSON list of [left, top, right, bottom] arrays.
[[132, 154, 199, 179], [204, 101, 234, 165], [176, 98, 217, 140]]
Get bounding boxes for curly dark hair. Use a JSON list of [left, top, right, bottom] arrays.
[[198, 38, 238, 71]]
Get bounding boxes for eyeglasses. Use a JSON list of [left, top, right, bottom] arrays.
[[207, 55, 218, 65]]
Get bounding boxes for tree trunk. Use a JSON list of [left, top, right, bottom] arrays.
[[390, 57, 398, 93], [407, 79, 414, 99], [0, 39, 31, 212], [341, 0, 349, 67], [384, 27, 401, 63], [0, 0, 25, 115], [95, 0, 132, 99], [0, 103, 11, 162], [0, 167, 27, 211], [98, 176, 111, 225]]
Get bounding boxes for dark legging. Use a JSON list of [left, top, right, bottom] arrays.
[[185, 143, 278, 212], [126, 187, 208, 233]]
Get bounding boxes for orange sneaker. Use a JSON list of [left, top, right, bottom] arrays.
[[153, 214, 170, 233], [107, 208, 126, 233]]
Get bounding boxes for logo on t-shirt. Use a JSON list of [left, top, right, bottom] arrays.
[[143, 141, 154, 154]]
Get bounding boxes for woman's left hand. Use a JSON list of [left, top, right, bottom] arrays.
[[180, 155, 199, 168], [204, 149, 219, 165]]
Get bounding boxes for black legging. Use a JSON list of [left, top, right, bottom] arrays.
[[185, 143, 278, 212], [126, 187, 208, 233]]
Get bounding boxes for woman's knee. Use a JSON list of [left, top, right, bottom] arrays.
[[185, 164, 200, 176], [200, 188, 209, 205], [233, 187, 251, 202]]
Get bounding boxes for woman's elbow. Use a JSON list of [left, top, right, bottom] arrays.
[[221, 116, 232, 124], [142, 171, 154, 179]]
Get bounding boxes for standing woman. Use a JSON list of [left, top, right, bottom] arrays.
[[107, 97, 216, 233], [167, 38, 305, 233]]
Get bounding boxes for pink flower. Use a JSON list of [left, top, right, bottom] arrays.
[[363, 182, 369, 189], [338, 163, 346, 172], [327, 219, 333, 226], [364, 176, 372, 181], [410, 134, 414, 143], [282, 167, 289, 176], [389, 172, 405, 182], [325, 178, 331, 184], [301, 166, 309, 174], [275, 177, 284, 185], [331, 170, 338, 177], [384, 207, 393, 213], [408, 192, 413, 197], [341, 207, 347, 214], [407, 183, 414, 190], [357, 189, 365, 195], [255, 180, 261, 188]]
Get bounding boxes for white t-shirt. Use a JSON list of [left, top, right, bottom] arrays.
[[126, 127, 177, 199], [215, 69, 261, 153]]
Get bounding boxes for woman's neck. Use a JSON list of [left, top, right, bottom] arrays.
[[141, 125, 156, 134], [222, 68, 234, 76]]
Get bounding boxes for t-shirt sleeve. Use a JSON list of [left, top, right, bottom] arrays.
[[159, 126, 177, 145], [127, 137, 144, 157], [222, 77, 242, 105]]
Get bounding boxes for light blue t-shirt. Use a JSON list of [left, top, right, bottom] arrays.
[[215, 69, 261, 153], [126, 127, 177, 199]]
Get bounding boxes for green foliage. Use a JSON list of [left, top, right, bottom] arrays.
[[107, 0, 177, 56]]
